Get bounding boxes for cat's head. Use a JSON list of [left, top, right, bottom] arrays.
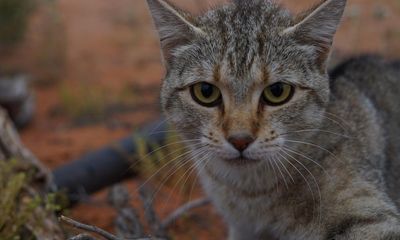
[[147, 0, 346, 171]]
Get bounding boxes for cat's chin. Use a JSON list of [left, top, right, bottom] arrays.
[[222, 157, 261, 166]]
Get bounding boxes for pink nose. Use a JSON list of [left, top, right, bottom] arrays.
[[228, 134, 255, 152]]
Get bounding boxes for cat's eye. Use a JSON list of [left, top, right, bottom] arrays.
[[190, 82, 222, 107], [262, 82, 294, 106]]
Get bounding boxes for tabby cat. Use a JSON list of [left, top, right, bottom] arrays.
[[146, 0, 400, 239]]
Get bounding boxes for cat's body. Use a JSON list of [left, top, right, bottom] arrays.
[[201, 56, 400, 240], [146, 0, 400, 239], [331, 57, 400, 209]]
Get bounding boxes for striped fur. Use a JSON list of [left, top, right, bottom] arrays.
[[147, 0, 400, 239]]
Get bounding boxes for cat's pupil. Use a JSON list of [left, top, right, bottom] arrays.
[[201, 83, 214, 98], [270, 83, 284, 97]]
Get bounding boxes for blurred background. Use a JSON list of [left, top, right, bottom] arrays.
[[0, 0, 399, 239]]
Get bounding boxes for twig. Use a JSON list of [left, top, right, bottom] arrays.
[[62, 215, 166, 240], [60, 216, 121, 240], [68, 234, 98, 240], [107, 185, 131, 209], [139, 186, 167, 238], [161, 198, 210, 229], [108, 185, 144, 238]]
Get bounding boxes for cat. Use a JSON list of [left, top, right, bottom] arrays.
[[146, 0, 400, 239]]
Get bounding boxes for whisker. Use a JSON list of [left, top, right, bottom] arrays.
[[190, 155, 214, 200], [272, 155, 289, 190], [147, 116, 176, 136], [149, 129, 199, 136], [128, 138, 202, 171], [141, 139, 201, 160], [274, 154, 295, 184], [279, 150, 323, 225], [172, 152, 210, 197], [279, 129, 352, 139], [138, 143, 205, 190], [324, 111, 353, 129], [153, 148, 211, 206], [277, 151, 316, 205], [269, 154, 280, 191], [147, 148, 209, 205], [281, 145, 332, 180], [188, 152, 215, 202], [162, 152, 211, 212], [316, 113, 351, 133], [148, 157, 194, 205], [284, 139, 342, 163], [179, 153, 208, 196]]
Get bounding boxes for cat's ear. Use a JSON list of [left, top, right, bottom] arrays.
[[283, 0, 347, 67], [146, 0, 205, 66]]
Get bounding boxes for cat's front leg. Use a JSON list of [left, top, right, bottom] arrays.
[[326, 220, 400, 240], [323, 184, 400, 240]]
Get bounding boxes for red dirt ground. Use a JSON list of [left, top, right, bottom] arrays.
[[1, 0, 399, 239]]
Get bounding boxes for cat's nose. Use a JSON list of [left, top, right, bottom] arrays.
[[228, 134, 255, 152]]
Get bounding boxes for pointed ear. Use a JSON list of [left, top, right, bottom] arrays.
[[146, 0, 205, 66], [283, 0, 347, 66]]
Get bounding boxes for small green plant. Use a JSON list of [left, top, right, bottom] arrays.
[[0, 0, 36, 47], [0, 159, 63, 239], [0, 159, 38, 239]]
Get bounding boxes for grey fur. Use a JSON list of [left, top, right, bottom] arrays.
[[147, 0, 400, 239]]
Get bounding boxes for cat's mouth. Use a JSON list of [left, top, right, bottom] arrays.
[[223, 157, 261, 166]]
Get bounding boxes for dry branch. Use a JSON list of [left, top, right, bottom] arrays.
[[108, 184, 209, 239], [108, 185, 144, 238], [53, 120, 168, 205], [139, 185, 168, 238], [61, 216, 121, 240], [62, 215, 167, 240], [161, 198, 210, 229]]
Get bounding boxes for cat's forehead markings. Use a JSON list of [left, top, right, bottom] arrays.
[[261, 65, 270, 84], [213, 64, 221, 82]]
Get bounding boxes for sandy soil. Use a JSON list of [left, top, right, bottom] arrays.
[[1, 0, 398, 239]]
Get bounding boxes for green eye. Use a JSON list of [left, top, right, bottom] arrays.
[[262, 82, 294, 106], [190, 82, 222, 107]]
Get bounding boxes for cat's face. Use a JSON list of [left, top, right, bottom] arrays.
[[161, 35, 328, 168], [148, 0, 345, 174]]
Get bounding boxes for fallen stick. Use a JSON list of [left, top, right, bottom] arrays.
[[53, 120, 168, 205], [60, 216, 121, 240], [61, 216, 167, 240], [161, 198, 211, 229]]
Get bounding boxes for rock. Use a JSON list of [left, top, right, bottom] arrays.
[[0, 74, 35, 128]]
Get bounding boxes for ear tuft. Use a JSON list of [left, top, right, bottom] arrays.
[[146, 0, 205, 66], [283, 0, 347, 54]]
